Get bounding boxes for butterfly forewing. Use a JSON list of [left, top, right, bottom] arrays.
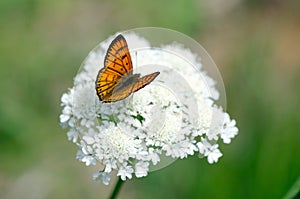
[[96, 34, 160, 103], [102, 72, 160, 102], [131, 72, 160, 93], [104, 34, 133, 75], [96, 35, 132, 101]]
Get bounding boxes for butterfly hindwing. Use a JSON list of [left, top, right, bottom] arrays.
[[102, 86, 132, 102], [95, 68, 119, 101]]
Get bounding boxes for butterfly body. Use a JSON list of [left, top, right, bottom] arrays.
[[95, 34, 160, 103], [114, 73, 141, 91]]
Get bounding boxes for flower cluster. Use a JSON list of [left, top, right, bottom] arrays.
[[59, 32, 238, 185]]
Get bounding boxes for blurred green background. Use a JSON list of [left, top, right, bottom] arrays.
[[1, 0, 300, 198]]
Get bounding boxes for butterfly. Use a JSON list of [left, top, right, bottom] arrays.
[[95, 34, 160, 103]]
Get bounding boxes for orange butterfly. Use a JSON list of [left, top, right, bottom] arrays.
[[95, 34, 160, 103]]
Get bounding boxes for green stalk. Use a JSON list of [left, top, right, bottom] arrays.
[[109, 178, 124, 199]]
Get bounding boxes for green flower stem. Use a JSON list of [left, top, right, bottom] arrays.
[[283, 177, 300, 199], [109, 178, 124, 199]]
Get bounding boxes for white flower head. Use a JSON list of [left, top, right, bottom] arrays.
[[117, 163, 134, 181], [59, 30, 238, 185], [93, 171, 111, 185], [135, 161, 149, 178], [197, 138, 223, 164]]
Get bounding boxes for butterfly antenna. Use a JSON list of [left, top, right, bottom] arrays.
[[135, 51, 138, 70]]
